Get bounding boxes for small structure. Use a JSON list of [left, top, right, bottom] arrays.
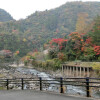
[[62, 64, 93, 77]]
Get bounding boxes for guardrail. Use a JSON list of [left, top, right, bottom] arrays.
[[0, 77, 100, 98]]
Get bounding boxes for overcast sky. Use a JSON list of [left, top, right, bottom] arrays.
[[0, 0, 100, 20]]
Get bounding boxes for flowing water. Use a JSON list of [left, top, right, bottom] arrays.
[[16, 67, 100, 98]]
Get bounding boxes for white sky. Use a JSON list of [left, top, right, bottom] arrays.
[[0, 0, 100, 20]]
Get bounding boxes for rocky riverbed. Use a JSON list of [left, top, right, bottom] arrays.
[[0, 64, 38, 79], [0, 64, 100, 99]]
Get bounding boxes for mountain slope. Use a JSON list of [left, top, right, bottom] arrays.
[[0, 1, 100, 56], [17, 1, 100, 45], [0, 9, 13, 22]]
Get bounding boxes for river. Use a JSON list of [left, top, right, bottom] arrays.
[[15, 67, 100, 98]]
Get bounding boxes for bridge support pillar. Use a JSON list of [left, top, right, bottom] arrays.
[[87, 68, 89, 77], [70, 66, 71, 76], [67, 66, 69, 77], [62, 65, 64, 77], [73, 67, 75, 77], [76, 67, 78, 77], [84, 67, 86, 77], [80, 67, 81, 77]]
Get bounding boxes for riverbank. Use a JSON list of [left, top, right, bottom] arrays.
[[0, 63, 100, 99], [26, 65, 62, 78], [0, 63, 61, 79], [0, 64, 38, 79]]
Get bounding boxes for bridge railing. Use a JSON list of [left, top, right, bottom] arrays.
[[0, 77, 100, 98]]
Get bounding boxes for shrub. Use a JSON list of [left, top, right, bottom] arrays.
[[92, 63, 100, 77], [24, 60, 28, 66]]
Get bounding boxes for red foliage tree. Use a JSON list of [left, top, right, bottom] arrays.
[[49, 38, 68, 50], [94, 46, 100, 55]]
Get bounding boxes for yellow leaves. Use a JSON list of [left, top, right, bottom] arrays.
[[21, 56, 30, 61], [92, 62, 100, 76], [38, 36, 41, 39], [23, 38, 27, 42], [26, 56, 30, 60], [76, 12, 89, 33], [92, 63, 100, 71], [42, 62, 47, 67], [92, 62, 100, 77]]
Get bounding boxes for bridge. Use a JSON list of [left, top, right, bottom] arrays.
[[62, 64, 93, 77], [0, 90, 94, 100]]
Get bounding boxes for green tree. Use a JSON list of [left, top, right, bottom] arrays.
[[88, 16, 100, 45]]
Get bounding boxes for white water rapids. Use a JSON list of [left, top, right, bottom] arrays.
[[15, 67, 100, 98], [16, 68, 87, 95]]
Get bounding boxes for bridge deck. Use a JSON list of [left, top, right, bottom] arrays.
[[0, 90, 95, 100]]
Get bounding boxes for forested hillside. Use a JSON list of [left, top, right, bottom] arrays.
[[0, 9, 13, 22], [22, 16, 100, 71], [0, 2, 100, 56]]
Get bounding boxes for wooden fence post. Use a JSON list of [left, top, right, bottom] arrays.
[[21, 78, 24, 90], [7, 79, 9, 90], [86, 77, 90, 97], [60, 77, 64, 93], [39, 77, 42, 91]]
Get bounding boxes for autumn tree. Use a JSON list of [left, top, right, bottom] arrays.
[[88, 16, 100, 46], [76, 13, 88, 33]]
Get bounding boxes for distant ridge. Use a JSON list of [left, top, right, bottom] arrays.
[[0, 1, 100, 56], [0, 8, 13, 22]]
